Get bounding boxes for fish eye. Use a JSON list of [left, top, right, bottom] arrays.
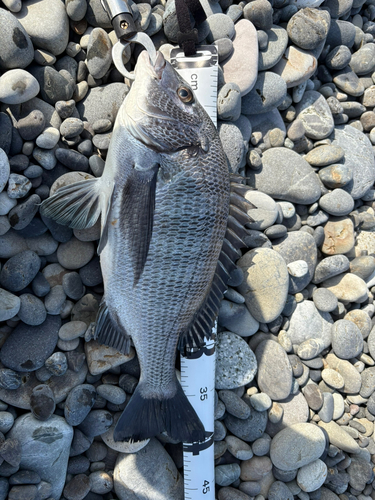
[[177, 86, 194, 104]]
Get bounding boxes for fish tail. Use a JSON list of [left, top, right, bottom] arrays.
[[113, 381, 205, 443]]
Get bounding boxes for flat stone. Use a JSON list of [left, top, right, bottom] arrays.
[[8, 414, 73, 499], [256, 340, 293, 400], [318, 420, 359, 453], [0, 70, 39, 105], [350, 43, 375, 75], [216, 332, 257, 389], [0, 250, 40, 292], [237, 248, 289, 323], [322, 272, 368, 303], [312, 288, 338, 312], [273, 232, 317, 293], [326, 19, 356, 49], [114, 438, 183, 500], [319, 189, 354, 216], [325, 45, 352, 71], [344, 309, 372, 338], [271, 46, 317, 88], [329, 125, 375, 200], [295, 91, 334, 140], [321, 218, 355, 255], [243, 0, 273, 30], [222, 19, 258, 96], [0, 8, 34, 70], [241, 71, 287, 115], [321, 368, 344, 389], [270, 423, 326, 471], [248, 147, 321, 204], [225, 407, 268, 443], [14, 0, 69, 55], [218, 122, 245, 173], [245, 191, 278, 230], [64, 384, 96, 426], [258, 25, 288, 71], [287, 300, 333, 349]]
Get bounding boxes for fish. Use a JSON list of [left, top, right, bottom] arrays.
[[40, 49, 254, 443]]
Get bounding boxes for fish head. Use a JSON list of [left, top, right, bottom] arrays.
[[121, 50, 213, 153]]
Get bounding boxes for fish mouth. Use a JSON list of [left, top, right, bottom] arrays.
[[136, 50, 166, 80]]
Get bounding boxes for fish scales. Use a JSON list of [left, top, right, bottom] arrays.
[[40, 50, 252, 443]]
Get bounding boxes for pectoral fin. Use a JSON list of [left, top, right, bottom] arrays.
[[120, 165, 159, 286], [40, 178, 103, 230]]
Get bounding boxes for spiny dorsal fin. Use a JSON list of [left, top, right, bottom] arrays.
[[94, 299, 131, 355], [178, 181, 255, 353]]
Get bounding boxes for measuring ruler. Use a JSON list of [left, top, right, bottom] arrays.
[[170, 46, 218, 127], [172, 45, 218, 500]]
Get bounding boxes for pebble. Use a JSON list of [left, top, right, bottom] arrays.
[[218, 83, 242, 122], [287, 8, 330, 50], [295, 91, 334, 140], [216, 332, 257, 389], [287, 300, 333, 349], [218, 122, 245, 172], [312, 288, 338, 312], [297, 459, 328, 492], [18, 294, 46, 326], [255, 340, 293, 400], [321, 217, 355, 255], [14, 0, 69, 55], [0, 288, 20, 322], [0, 9, 34, 70], [330, 125, 375, 199], [0, 250, 40, 292], [258, 25, 288, 71], [240, 456, 272, 481], [271, 46, 317, 89], [270, 423, 326, 471], [63, 474, 91, 500], [30, 384, 55, 420], [84, 340, 135, 376], [0, 69, 40, 105], [319, 188, 355, 216], [222, 20, 258, 96], [8, 414, 73, 499], [225, 407, 268, 443], [77, 82, 128, 124], [248, 147, 321, 204], [318, 420, 359, 453], [242, 72, 287, 115], [322, 272, 368, 303], [237, 248, 289, 323], [87, 28, 112, 79], [331, 319, 363, 359], [114, 439, 183, 500], [326, 352, 362, 394], [345, 309, 372, 338]]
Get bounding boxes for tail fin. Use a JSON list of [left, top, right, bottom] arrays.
[[113, 382, 205, 443]]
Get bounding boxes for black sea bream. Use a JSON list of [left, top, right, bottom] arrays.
[[41, 50, 253, 443]]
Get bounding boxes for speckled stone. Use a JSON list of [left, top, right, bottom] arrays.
[[295, 91, 334, 140], [255, 340, 293, 400], [288, 300, 333, 349]]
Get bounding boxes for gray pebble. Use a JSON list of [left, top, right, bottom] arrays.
[[318, 392, 334, 422], [0, 69, 39, 105], [45, 351, 68, 376], [287, 8, 330, 50], [325, 45, 352, 70], [225, 407, 268, 443], [218, 83, 241, 121], [44, 285, 67, 315], [78, 409, 113, 437], [0, 250, 40, 292], [207, 13, 235, 42], [0, 288, 20, 322], [332, 319, 363, 359], [8, 195, 40, 231], [96, 384, 126, 405], [65, 384, 97, 426], [0, 9, 34, 70], [87, 28, 112, 80], [319, 164, 353, 189], [60, 117, 84, 139], [319, 189, 354, 216], [7, 174, 32, 199], [215, 463, 241, 486], [242, 72, 287, 115], [243, 0, 273, 30], [312, 288, 338, 313], [219, 390, 251, 419], [313, 254, 350, 284], [215, 38, 234, 62], [18, 293, 47, 326]]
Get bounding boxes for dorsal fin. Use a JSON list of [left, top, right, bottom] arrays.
[[178, 181, 255, 353]]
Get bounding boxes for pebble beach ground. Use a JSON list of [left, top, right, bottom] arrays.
[[1, 0, 375, 499]]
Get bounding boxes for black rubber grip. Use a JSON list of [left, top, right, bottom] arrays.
[[112, 13, 137, 40]]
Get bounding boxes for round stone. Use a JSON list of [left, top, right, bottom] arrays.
[[297, 459, 328, 492], [331, 319, 363, 359], [322, 272, 368, 303], [350, 43, 375, 75], [243, 0, 273, 30], [0, 288, 20, 322], [287, 8, 330, 50], [245, 191, 278, 230], [216, 332, 257, 389], [319, 189, 354, 216], [240, 455, 272, 481], [295, 91, 334, 140], [0, 250, 40, 292], [218, 300, 259, 337], [344, 309, 372, 338], [64, 384, 96, 426], [312, 288, 338, 312], [321, 368, 344, 390], [287, 300, 333, 349], [0, 69, 40, 105], [18, 293, 47, 326], [14, 0, 69, 55], [248, 147, 321, 204], [87, 28, 112, 80], [325, 45, 352, 71], [321, 218, 355, 255], [57, 237, 95, 270], [225, 407, 268, 443], [270, 423, 326, 471], [237, 248, 289, 323], [217, 83, 241, 122], [319, 164, 353, 189], [206, 13, 235, 42]]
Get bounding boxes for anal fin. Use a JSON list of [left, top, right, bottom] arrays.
[[94, 299, 131, 355]]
